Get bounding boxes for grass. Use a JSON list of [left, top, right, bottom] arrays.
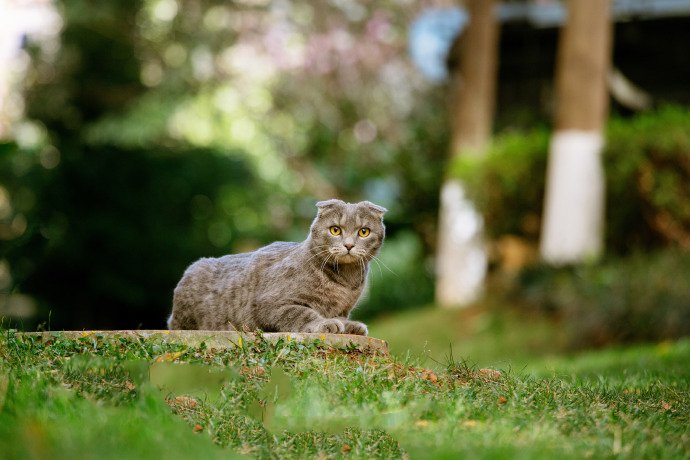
[[1, 319, 689, 459], [368, 304, 566, 371]]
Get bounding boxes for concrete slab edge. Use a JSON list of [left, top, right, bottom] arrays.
[[19, 330, 389, 355]]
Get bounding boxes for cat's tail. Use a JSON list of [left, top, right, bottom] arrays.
[[166, 313, 174, 330]]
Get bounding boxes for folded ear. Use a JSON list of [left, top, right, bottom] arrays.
[[360, 201, 388, 217], [316, 199, 345, 212]]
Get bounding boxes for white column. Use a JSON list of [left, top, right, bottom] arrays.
[[540, 130, 605, 264], [435, 179, 487, 307]]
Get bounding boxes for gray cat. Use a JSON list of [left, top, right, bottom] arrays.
[[167, 199, 386, 335]]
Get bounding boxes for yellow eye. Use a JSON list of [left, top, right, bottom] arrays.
[[358, 228, 371, 237], [329, 226, 341, 236]]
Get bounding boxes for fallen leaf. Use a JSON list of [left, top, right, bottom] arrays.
[[420, 370, 438, 384], [497, 396, 508, 405], [193, 424, 203, 432], [461, 420, 478, 428], [414, 420, 430, 428], [124, 381, 135, 391], [479, 368, 502, 380], [155, 351, 184, 363], [341, 444, 352, 453], [661, 401, 671, 411], [169, 396, 198, 410], [240, 366, 266, 377]]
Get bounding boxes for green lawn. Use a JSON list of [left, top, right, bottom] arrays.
[[368, 305, 567, 371], [1, 314, 688, 459]]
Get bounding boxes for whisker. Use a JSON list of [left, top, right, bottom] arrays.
[[320, 253, 331, 273], [371, 256, 384, 278], [321, 253, 337, 273], [306, 250, 330, 262], [305, 248, 333, 265], [373, 255, 398, 277]]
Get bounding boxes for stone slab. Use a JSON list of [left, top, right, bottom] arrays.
[[22, 330, 389, 355]]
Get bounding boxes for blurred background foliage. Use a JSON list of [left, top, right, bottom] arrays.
[[0, 0, 689, 350], [453, 105, 690, 253], [1, 0, 444, 329], [454, 105, 690, 348], [512, 248, 690, 349], [451, 105, 690, 347]]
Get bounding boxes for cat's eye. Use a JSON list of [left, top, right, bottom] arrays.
[[329, 226, 342, 236], [358, 228, 371, 238]]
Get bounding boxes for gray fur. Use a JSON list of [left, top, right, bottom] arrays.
[[168, 199, 387, 335]]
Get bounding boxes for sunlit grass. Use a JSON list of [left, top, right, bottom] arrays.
[[368, 304, 566, 370], [1, 324, 688, 459]]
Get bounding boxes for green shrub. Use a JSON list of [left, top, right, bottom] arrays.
[[511, 249, 690, 349], [453, 106, 690, 254], [456, 109, 690, 348], [604, 106, 690, 252], [0, 143, 275, 330], [451, 128, 549, 243]]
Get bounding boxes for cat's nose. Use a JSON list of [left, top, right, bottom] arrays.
[[343, 243, 354, 252]]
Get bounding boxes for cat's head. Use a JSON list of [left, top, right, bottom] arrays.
[[308, 199, 387, 264]]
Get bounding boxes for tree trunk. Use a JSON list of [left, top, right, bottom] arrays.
[[436, 0, 499, 307], [540, 0, 612, 264]]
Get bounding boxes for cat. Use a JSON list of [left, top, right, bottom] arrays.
[[167, 199, 386, 335]]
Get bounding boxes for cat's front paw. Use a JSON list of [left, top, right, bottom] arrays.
[[304, 318, 345, 334], [342, 320, 368, 336]]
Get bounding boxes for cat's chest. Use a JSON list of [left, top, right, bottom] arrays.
[[312, 276, 363, 316], [268, 258, 364, 316]]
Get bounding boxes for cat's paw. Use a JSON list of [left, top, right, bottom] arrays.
[[343, 320, 368, 336], [304, 318, 345, 334]]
